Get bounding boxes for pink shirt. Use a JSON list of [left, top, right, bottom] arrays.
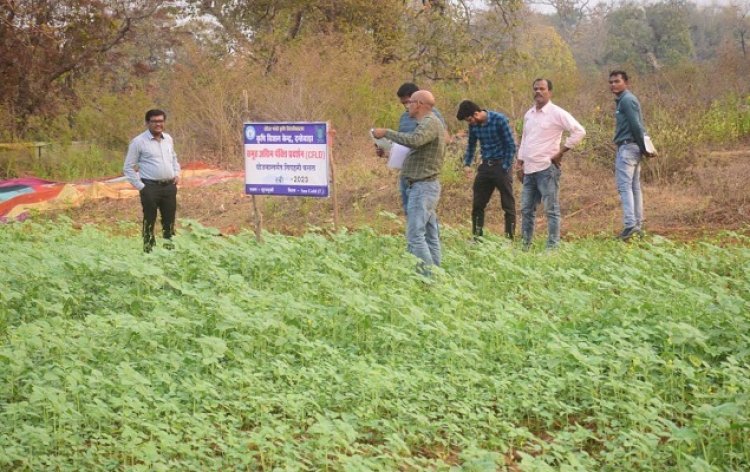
[[518, 101, 586, 174]]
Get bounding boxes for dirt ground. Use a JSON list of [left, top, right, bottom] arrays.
[[49, 149, 749, 241]]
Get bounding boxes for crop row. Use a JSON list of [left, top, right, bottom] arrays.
[[1, 221, 748, 470]]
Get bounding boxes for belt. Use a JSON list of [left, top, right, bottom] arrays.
[[617, 139, 635, 146], [142, 178, 175, 185], [405, 175, 438, 187]]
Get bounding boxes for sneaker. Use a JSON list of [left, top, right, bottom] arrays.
[[618, 226, 641, 241]]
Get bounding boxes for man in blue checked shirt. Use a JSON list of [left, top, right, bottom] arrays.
[[456, 100, 517, 240]]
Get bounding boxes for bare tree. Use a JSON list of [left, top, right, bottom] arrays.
[[730, 0, 750, 57], [527, 0, 591, 42], [0, 0, 163, 136]]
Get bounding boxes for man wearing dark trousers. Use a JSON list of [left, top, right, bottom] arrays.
[[124, 109, 181, 252], [456, 100, 517, 240]]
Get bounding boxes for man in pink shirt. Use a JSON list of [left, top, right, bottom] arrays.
[[515, 78, 586, 250]]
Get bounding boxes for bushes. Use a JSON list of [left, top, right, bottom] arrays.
[[1, 40, 750, 184], [0, 143, 123, 181], [702, 94, 750, 143], [1, 222, 749, 469], [550, 61, 750, 183]]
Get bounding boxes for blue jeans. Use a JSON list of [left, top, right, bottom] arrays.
[[521, 165, 561, 249], [615, 143, 643, 229], [405, 180, 441, 271]]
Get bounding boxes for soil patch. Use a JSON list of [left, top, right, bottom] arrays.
[[44, 150, 750, 241]]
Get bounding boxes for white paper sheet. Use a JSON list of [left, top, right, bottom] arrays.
[[644, 135, 657, 155], [387, 143, 410, 169]]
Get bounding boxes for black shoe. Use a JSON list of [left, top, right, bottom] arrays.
[[469, 235, 483, 244], [504, 221, 515, 240], [618, 226, 641, 241]]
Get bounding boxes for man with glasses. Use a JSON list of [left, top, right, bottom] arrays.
[[376, 82, 446, 215], [456, 100, 517, 240], [372, 91, 446, 275], [124, 109, 181, 252]]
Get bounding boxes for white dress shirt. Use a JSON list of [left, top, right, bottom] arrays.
[[518, 101, 586, 174], [123, 130, 180, 191]]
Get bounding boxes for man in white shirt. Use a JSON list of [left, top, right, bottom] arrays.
[[516, 79, 585, 250], [123, 109, 181, 252]]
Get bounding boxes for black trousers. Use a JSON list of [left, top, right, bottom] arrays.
[[472, 161, 516, 238], [140, 181, 177, 251]]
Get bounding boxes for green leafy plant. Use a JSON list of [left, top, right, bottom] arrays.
[[1, 222, 748, 470]]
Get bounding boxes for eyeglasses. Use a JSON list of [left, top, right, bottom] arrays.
[[149, 119, 165, 124], [405, 100, 421, 105]]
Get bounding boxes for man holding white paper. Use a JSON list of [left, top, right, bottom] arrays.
[[372, 90, 446, 274], [374, 83, 446, 215]]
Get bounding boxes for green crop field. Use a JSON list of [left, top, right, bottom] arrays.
[[1, 221, 748, 471]]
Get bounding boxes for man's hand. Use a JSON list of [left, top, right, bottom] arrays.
[[515, 161, 524, 183], [174, 175, 180, 185], [551, 150, 564, 168], [374, 144, 385, 158], [463, 165, 473, 179], [372, 128, 387, 139]]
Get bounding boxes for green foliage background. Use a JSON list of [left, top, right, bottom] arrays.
[[2, 0, 750, 183], [1, 222, 748, 470]]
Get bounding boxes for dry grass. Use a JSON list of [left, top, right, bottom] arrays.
[[48, 145, 750, 242]]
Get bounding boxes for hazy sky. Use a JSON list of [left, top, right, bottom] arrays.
[[473, 0, 740, 15]]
